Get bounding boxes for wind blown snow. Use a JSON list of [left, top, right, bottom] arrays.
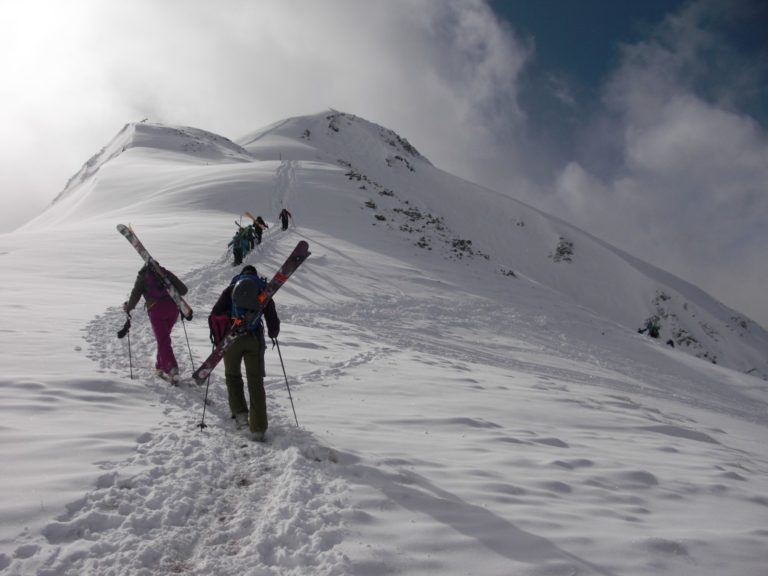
[[1, 111, 767, 576]]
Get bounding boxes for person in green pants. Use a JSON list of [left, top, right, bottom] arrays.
[[209, 265, 280, 441]]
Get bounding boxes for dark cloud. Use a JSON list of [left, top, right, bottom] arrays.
[[535, 0, 768, 326]]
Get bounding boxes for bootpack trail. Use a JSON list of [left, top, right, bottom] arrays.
[[33, 231, 351, 576]]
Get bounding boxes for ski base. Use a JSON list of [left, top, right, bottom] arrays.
[[117, 224, 193, 320]]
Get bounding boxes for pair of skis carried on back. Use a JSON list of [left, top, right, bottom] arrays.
[[117, 224, 310, 385], [117, 224, 193, 320]]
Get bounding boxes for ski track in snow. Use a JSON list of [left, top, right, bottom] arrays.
[[274, 160, 297, 215], [25, 415, 348, 576]]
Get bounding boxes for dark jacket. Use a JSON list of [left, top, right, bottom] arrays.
[[126, 265, 188, 313], [210, 281, 280, 340]]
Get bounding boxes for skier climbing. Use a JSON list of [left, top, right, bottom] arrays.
[[208, 264, 280, 441], [278, 208, 292, 231], [229, 228, 250, 265], [123, 263, 188, 384], [254, 216, 269, 244]]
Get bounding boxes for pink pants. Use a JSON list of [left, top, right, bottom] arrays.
[[148, 299, 180, 373]]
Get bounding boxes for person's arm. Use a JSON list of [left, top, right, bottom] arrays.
[[124, 271, 145, 312]]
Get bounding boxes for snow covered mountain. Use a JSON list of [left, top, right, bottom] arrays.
[[2, 110, 767, 575], [27, 110, 768, 379]]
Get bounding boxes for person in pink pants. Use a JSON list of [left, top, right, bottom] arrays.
[[124, 264, 188, 383], [148, 298, 181, 375]]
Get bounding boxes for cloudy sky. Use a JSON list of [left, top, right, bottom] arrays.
[[1, 0, 766, 326]]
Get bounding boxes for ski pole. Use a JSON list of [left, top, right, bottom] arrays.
[[117, 312, 133, 379], [127, 331, 133, 380], [198, 378, 210, 430], [275, 339, 299, 427], [198, 345, 214, 431], [180, 316, 196, 372]]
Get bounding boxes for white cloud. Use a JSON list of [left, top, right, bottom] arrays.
[[0, 0, 532, 231], [1, 0, 764, 331]]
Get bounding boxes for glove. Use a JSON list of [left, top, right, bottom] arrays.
[[117, 315, 131, 339]]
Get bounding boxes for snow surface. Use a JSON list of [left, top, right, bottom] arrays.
[[1, 110, 767, 575]]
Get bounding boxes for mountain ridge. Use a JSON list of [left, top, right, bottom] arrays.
[[3, 110, 768, 575], [27, 109, 768, 378]]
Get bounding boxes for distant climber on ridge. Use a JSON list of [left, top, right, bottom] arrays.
[[229, 226, 250, 265], [245, 224, 256, 251], [278, 208, 292, 231], [255, 216, 269, 244]]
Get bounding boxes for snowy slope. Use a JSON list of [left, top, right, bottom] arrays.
[[239, 110, 768, 378], [33, 110, 768, 376], [2, 110, 767, 576]]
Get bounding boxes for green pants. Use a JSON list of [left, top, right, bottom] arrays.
[[223, 333, 267, 433]]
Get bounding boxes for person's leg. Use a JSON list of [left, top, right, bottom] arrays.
[[223, 338, 248, 417], [242, 335, 267, 434], [148, 300, 179, 374]]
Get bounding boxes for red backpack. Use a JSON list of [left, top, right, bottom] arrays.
[[208, 315, 230, 345]]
